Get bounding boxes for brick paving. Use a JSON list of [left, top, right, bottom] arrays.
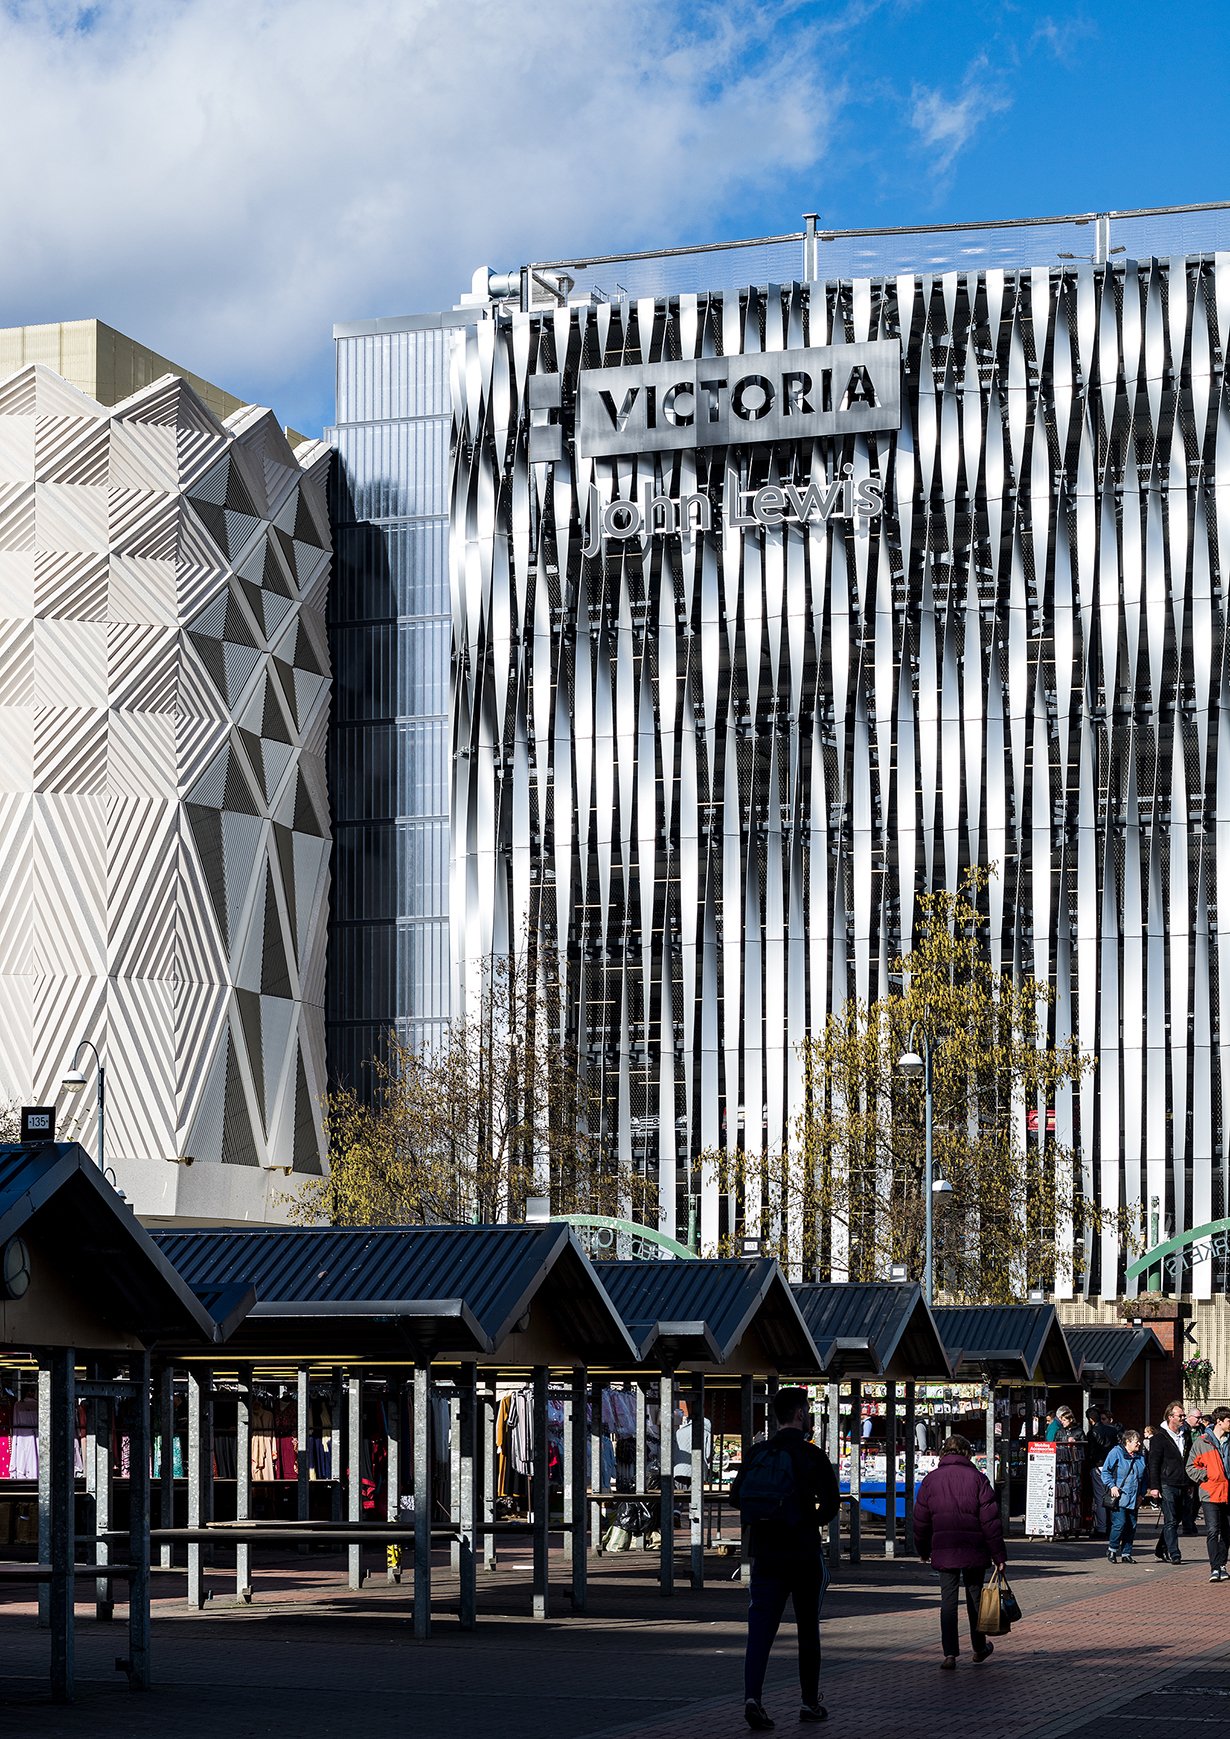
[[3, 1531, 1230, 1737]]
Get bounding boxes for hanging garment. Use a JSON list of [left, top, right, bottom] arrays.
[[0, 1394, 12, 1479], [276, 1398, 297, 1480], [251, 1402, 278, 1480], [10, 1395, 37, 1478], [508, 1391, 533, 1474], [311, 1397, 331, 1479], [495, 1394, 514, 1496]]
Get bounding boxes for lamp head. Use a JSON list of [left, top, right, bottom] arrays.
[[898, 1051, 924, 1077], [61, 1068, 86, 1092], [932, 1178, 954, 1196]]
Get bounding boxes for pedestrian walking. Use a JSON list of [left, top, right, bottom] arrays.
[[1146, 1402, 1193, 1563], [1102, 1430, 1146, 1563], [1185, 1406, 1230, 1581], [913, 1434, 1007, 1670], [730, 1386, 841, 1731], [1183, 1406, 1207, 1536]]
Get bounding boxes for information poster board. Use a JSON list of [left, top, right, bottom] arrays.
[[1026, 1441, 1057, 1537]]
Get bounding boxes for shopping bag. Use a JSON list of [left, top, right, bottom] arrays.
[[997, 1568, 1022, 1627], [977, 1575, 1004, 1636]]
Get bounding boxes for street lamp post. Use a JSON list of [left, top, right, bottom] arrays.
[[61, 1040, 105, 1172], [898, 1026, 952, 1306]]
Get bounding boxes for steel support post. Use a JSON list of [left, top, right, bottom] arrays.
[[885, 1382, 897, 1558], [450, 1388, 461, 1573], [126, 1351, 152, 1690], [690, 1372, 705, 1589], [658, 1366, 675, 1596], [570, 1366, 588, 1611], [235, 1366, 252, 1601], [531, 1364, 549, 1619], [482, 1379, 497, 1572], [187, 1367, 211, 1609], [827, 1382, 841, 1572], [386, 1373, 401, 1579], [49, 1346, 75, 1705], [413, 1362, 431, 1638], [458, 1363, 477, 1630], [348, 1371, 362, 1589], [159, 1366, 174, 1568], [849, 1379, 862, 1563], [330, 1367, 343, 1523], [590, 1375, 604, 1554], [740, 1374, 754, 1584], [562, 1376, 574, 1567], [38, 1359, 50, 1628], [297, 1366, 310, 1551], [634, 1381, 648, 1547], [984, 1383, 995, 1493], [903, 1382, 916, 1555], [90, 1366, 114, 1621]]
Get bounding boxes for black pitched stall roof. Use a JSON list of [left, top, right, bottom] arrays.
[[597, 1258, 822, 1374], [790, 1282, 956, 1380], [1062, 1323, 1167, 1387], [150, 1223, 639, 1364], [932, 1303, 1080, 1384], [0, 1144, 241, 1349]]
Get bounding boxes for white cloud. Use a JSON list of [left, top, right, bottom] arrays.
[[0, 1, 841, 426], [908, 57, 1012, 175]]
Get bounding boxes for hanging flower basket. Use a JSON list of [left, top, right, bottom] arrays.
[[1183, 1355, 1214, 1405], [1118, 1295, 1179, 1321]]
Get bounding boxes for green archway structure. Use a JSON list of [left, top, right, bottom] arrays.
[[557, 1214, 696, 1261], [1125, 1217, 1230, 1286]]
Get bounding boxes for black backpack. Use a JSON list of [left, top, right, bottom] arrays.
[[737, 1441, 804, 1527]]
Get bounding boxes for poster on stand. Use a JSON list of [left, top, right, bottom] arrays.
[[1026, 1442, 1057, 1537]]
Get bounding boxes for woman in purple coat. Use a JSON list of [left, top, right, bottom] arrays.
[[913, 1434, 1007, 1669]]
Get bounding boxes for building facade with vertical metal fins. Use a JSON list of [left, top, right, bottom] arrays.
[[0, 363, 331, 1218], [448, 257, 1230, 1299]]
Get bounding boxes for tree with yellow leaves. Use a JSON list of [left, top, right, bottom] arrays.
[[708, 870, 1117, 1302], [286, 943, 655, 1229]]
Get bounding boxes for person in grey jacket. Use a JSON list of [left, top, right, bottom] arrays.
[[1102, 1430, 1146, 1563]]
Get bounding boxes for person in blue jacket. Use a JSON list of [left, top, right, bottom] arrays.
[[1102, 1429, 1146, 1563]]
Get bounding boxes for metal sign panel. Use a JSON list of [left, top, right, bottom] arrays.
[[575, 340, 901, 459]]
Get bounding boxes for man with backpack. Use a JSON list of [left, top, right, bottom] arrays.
[[730, 1387, 840, 1731]]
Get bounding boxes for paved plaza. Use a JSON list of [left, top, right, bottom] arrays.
[[4, 1529, 1230, 1738]]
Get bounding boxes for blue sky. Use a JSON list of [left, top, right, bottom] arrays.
[[0, 1, 1225, 437]]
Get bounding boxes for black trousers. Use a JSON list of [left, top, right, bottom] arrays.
[[744, 1552, 829, 1706], [938, 1566, 987, 1658], [1204, 1501, 1230, 1572]]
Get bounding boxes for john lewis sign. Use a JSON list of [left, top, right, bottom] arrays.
[[573, 340, 901, 460]]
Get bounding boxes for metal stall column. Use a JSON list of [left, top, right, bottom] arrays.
[[49, 1346, 75, 1704], [590, 1375, 605, 1554], [482, 1377, 497, 1572], [126, 1351, 152, 1691], [450, 1386, 462, 1573], [413, 1361, 432, 1638], [297, 1366, 310, 1549], [187, 1366, 212, 1609], [634, 1381, 648, 1548], [740, 1374, 754, 1584], [885, 1382, 897, 1559], [570, 1366, 588, 1611], [532, 1364, 549, 1619], [37, 1359, 50, 1628], [984, 1383, 995, 1510], [235, 1366, 252, 1601], [848, 1378, 862, 1562], [827, 1382, 841, 1571], [903, 1381, 916, 1555], [387, 1373, 402, 1581], [689, 1372, 705, 1589], [562, 1375, 574, 1567], [159, 1366, 174, 1568], [348, 1371, 363, 1589], [89, 1366, 114, 1621], [330, 1367, 343, 1523], [458, 1363, 477, 1629], [658, 1366, 675, 1596]]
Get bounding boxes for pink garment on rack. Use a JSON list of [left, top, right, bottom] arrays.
[[277, 1399, 297, 1479], [0, 1397, 11, 1478], [11, 1396, 38, 1478]]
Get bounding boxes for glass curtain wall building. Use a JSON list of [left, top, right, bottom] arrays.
[[325, 313, 464, 1084]]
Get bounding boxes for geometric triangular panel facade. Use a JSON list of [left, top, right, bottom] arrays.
[[0, 363, 331, 1216]]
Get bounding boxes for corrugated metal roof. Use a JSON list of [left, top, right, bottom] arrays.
[[150, 1223, 638, 1362], [0, 1143, 230, 1347], [791, 1283, 954, 1379], [932, 1304, 1079, 1383], [597, 1258, 821, 1373], [1062, 1323, 1167, 1386]]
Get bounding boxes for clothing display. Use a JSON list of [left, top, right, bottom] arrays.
[[10, 1395, 38, 1478]]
